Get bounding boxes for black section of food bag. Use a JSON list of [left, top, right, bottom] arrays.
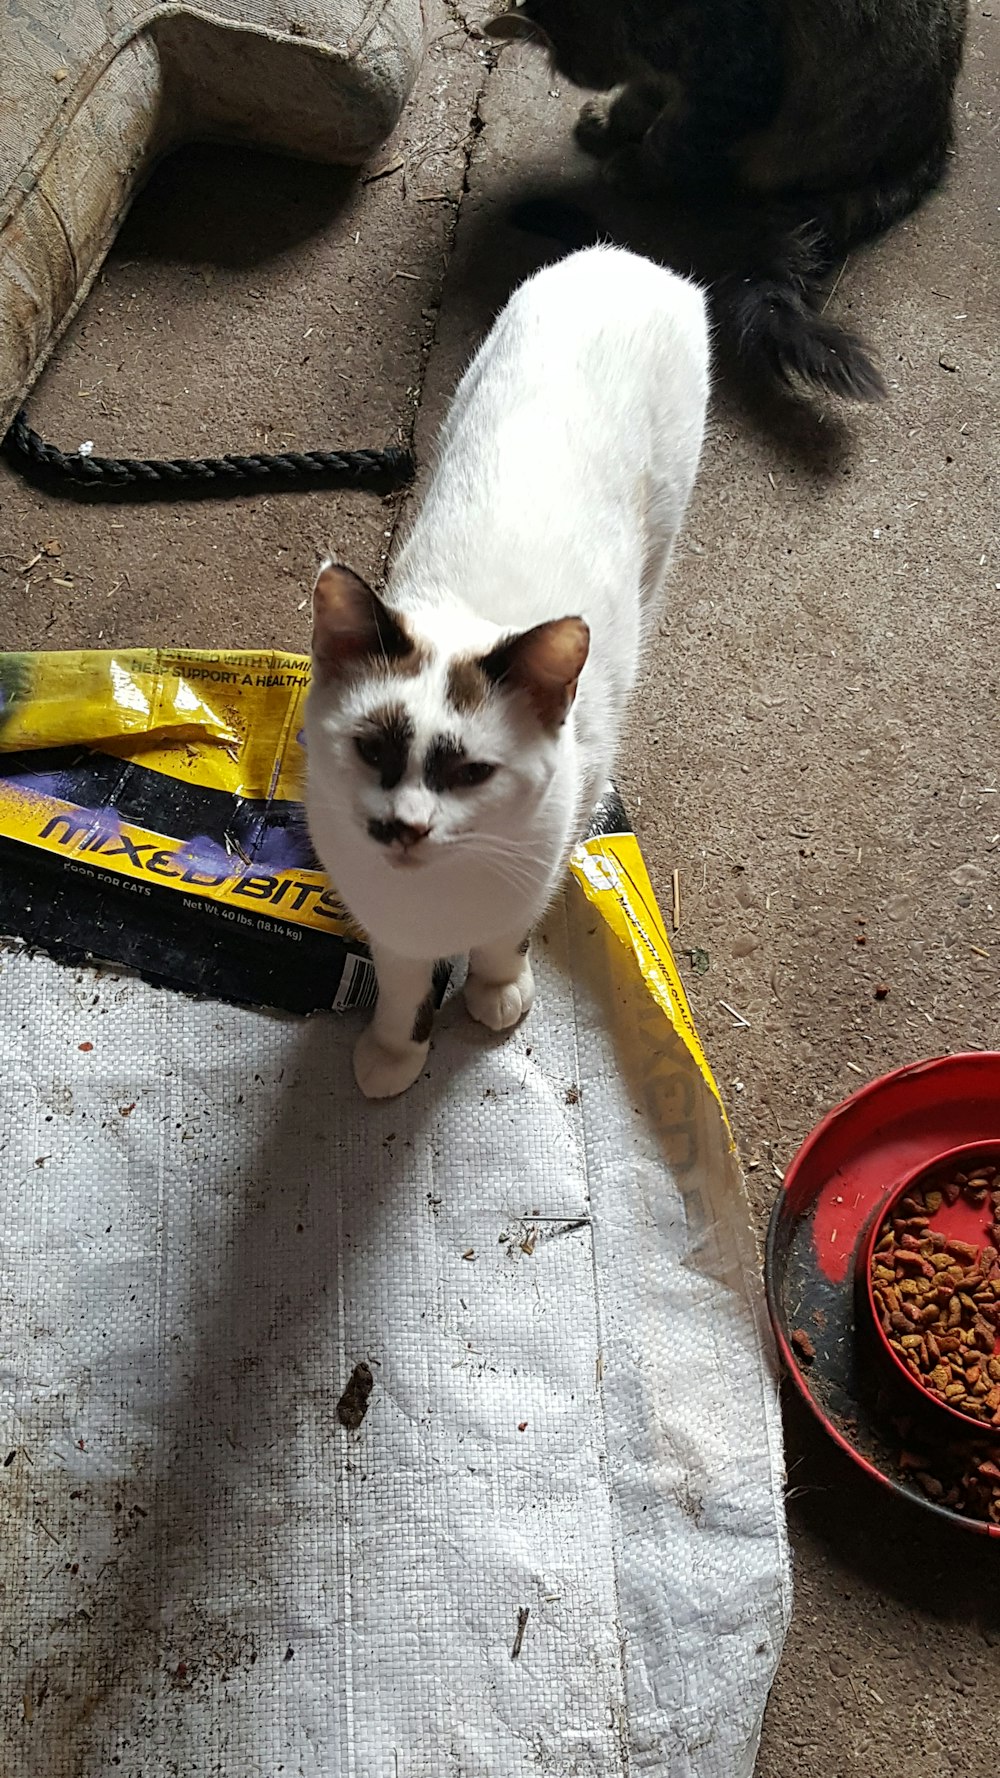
[[2, 744, 317, 868], [0, 833, 373, 1015]]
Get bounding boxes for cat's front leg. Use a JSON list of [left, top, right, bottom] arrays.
[[576, 85, 658, 159], [575, 95, 625, 159], [576, 78, 681, 160], [354, 944, 435, 1100], [465, 933, 534, 1033]]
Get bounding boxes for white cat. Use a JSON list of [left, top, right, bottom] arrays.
[[305, 245, 709, 1099]]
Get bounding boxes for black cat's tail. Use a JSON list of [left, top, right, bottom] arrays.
[[509, 196, 886, 403], [710, 222, 887, 403], [717, 131, 956, 401]]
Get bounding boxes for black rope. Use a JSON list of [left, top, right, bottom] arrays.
[[1, 408, 414, 501]]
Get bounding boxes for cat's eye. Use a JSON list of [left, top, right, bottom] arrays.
[[354, 734, 384, 769], [450, 761, 496, 789]]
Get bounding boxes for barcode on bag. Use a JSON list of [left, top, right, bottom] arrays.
[[332, 951, 378, 1011]]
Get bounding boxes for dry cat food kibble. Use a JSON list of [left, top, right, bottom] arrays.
[[895, 1433, 1000, 1524], [870, 1161, 1000, 1426]]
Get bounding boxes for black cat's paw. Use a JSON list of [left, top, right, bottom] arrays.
[[575, 99, 618, 159]]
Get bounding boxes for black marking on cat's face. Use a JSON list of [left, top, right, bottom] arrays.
[[354, 704, 413, 790], [424, 736, 496, 794], [368, 817, 430, 850], [424, 737, 465, 793]]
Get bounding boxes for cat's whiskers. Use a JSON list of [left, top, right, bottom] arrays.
[[451, 847, 545, 892], [449, 832, 554, 894]]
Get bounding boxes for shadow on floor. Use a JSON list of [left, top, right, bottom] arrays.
[[782, 1385, 1000, 1633], [118, 142, 360, 269], [461, 166, 863, 479]]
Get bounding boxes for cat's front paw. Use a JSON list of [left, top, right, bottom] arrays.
[[574, 98, 617, 158], [464, 959, 535, 1033], [353, 1027, 429, 1099]]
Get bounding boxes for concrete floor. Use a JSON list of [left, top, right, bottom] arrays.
[[2, 0, 998, 1767]]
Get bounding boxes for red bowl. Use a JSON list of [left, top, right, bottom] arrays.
[[765, 1052, 1000, 1533], [860, 1140, 1000, 1433]]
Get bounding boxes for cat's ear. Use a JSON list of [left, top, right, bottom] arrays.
[[311, 563, 414, 681], [480, 617, 590, 728], [483, 8, 553, 48]]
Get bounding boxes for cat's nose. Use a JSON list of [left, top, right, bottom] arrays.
[[368, 817, 431, 849], [396, 821, 431, 850]]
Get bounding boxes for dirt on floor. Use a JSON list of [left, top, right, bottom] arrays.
[[1, 1, 998, 1770]]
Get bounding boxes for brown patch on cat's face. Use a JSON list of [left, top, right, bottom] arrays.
[[365, 642, 429, 681], [353, 629, 430, 683], [446, 656, 491, 715], [449, 619, 590, 730]]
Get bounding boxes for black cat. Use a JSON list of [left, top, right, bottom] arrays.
[[488, 0, 968, 400]]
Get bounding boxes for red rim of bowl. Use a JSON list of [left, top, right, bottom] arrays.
[[861, 1138, 1000, 1433]]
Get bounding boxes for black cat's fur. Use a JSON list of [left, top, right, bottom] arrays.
[[488, 0, 968, 400]]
